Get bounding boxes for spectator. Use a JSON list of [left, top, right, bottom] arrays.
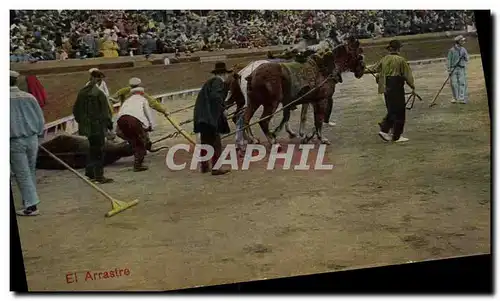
[[117, 33, 129, 56], [100, 35, 119, 58]]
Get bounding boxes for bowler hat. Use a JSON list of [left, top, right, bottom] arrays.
[[211, 62, 232, 74], [386, 39, 402, 51], [90, 70, 105, 79]]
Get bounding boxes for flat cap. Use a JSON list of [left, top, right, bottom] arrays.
[[129, 77, 141, 86], [454, 35, 466, 42], [10, 70, 20, 78]]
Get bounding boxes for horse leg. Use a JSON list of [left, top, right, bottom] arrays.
[[298, 103, 309, 138], [243, 103, 260, 144], [272, 106, 292, 138], [313, 99, 330, 145], [259, 103, 279, 146], [284, 108, 297, 139]]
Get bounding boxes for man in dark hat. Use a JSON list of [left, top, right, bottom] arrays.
[[365, 39, 416, 143], [193, 62, 232, 176], [73, 70, 114, 183]]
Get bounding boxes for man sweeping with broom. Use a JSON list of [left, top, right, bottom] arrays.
[[110, 77, 168, 115], [110, 77, 168, 140]]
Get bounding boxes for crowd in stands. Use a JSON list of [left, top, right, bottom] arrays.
[[10, 10, 476, 62]]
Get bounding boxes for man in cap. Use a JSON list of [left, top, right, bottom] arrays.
[[86, 68, 115, 140], [110, 77, 168, 138], [10, 70, 45, 216], [447, 35, 469, 104], [365, 39, 415, 143], [110, 77, 167, 116], [87, 68, 110, 107], [116, 86, 155, 172], [73, 69, 114, 184], [193, 62, 232, 176]]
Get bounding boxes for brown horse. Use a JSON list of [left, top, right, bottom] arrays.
[[242, 37, 365, 146], [225, 53, 317, 146], [298, 38, 366, 143]]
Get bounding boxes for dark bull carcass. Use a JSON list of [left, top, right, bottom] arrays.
[[36, 134, 134, 170]]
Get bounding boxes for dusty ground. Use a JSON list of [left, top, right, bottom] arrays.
[[14, 57, 490, 291], [23, 35, 480, 123]]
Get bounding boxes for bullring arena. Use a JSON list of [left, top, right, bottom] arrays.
[[13, 33, 490, 291]]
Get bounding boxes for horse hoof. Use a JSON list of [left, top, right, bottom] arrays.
[[299, 132, 305, 138], [301, 137, 309, 144], [321, 139, 331, 145], [288, 132, 297, 139]]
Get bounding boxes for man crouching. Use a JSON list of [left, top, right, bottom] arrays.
[[116, 86, 154, 172]]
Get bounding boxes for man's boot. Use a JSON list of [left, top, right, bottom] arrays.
[[133, 157, 148, 172], [200, 162, 210, 173], [211, 169, 230, 176]]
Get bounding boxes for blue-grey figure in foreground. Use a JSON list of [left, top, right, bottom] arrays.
[[447, 35, 469, 104], [10, 70, 45, 216]]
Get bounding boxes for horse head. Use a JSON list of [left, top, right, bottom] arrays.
[[343, 36, 365, 79]]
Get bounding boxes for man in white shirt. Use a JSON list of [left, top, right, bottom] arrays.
[[116, 87, 155, 172]]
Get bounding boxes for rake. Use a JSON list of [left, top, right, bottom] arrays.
[[39, 145, 139, 218]]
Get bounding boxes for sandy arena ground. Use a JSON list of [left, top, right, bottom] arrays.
[[14, 58, 490, 291]]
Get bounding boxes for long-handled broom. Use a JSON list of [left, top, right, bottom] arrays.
[[38, 145, 139, 217]]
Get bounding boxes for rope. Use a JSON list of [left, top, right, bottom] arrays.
[[167, 103, 196, 115], [405, 92, 423, 110], [151, 102, 237, 145], [151, 105, 240, 145]]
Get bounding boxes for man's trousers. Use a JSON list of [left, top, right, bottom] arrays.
[[199, 128, 223, 171], [117, 115, 149, 167], [10, 134, 40, 208], [380, 76, 406, 141], [86, 132, 106, 179], [450, 67, 468, 102]]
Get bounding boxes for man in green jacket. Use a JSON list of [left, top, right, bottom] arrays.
[[73, 70, 114, 184]]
